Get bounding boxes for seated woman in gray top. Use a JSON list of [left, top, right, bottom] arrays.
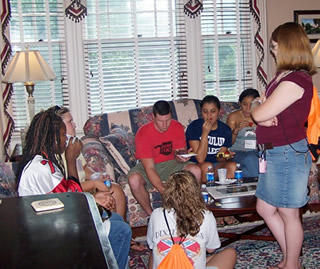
[[227, 89, 260, 178]]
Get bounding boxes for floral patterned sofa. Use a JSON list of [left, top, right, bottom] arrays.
[[81, 99, 320, 227], [0, 161, 18, 198], [81, 99, 239, 227]]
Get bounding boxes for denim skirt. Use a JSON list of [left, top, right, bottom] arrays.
[[255, 139, 312, 208]]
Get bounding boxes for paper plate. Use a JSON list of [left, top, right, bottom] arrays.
[[215, 179, 237, 185], [179, 153, 197, 158]]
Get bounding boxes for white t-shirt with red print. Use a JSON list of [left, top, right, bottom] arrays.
[[18, 155, 82, 196], [147, 207, 221, 269]]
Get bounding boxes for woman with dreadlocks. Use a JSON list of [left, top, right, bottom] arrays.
[[17, 109, 131, 269], [17, 109, 82, 194], [147, 170, 237, 269]]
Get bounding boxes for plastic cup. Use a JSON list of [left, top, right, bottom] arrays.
[[218, 168, 227, 183], [202, 191, 209, 203]]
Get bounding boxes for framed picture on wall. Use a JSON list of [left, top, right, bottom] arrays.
[[294, 10, 320, 43]]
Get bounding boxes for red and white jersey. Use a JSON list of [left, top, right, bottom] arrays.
[[18, 155, 82, 196]]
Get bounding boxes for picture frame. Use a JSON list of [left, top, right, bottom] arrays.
[[294, 10, 320, 43]]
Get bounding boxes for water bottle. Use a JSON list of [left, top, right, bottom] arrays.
[[235, 163, 243, 185], [201, 184, 209, 203], [104, 179, 112, 188], [206, 165, 215, 187]]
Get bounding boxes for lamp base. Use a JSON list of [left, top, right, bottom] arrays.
[[25, 83, 35, 122]]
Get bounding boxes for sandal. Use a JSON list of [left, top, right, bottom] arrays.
[[130, 239, 147, 251]]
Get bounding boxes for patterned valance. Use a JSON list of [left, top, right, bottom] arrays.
[[65, 0, 87, 23], [184, 0, 203, 18]]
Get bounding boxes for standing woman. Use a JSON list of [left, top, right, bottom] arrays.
[[251, 22, 316, 269]]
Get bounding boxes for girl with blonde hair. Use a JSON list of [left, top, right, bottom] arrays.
[[147, 170, 236, 269]]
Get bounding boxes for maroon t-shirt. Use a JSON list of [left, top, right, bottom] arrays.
[[256, 70, 313, 147]]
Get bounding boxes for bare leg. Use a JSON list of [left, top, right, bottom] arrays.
[[184, 163, 202, 183], [277, 207, 303, 269], [198, 162, 213, 183], [256, 199, 287, 268], [128, 172, 153, 215], [111, 183, 127, 220], [206, 248, 237, 269], [148, 253, 153, 269]]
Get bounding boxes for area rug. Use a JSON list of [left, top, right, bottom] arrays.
[[129, 213, 320, 268]]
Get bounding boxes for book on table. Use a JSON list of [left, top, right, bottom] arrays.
[[207, 182, 257, 199]]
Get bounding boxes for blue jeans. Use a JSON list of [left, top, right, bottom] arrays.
[[104, 212, 131, 269], [232, 150, 259, 178]]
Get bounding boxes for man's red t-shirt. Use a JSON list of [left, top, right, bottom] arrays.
[[135, 120, 186, 164]]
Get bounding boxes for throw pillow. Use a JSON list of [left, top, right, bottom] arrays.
[[81, 137, 116, 181], [99, 124, 136, 175]]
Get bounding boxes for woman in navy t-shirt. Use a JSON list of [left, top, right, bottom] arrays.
[[186, 95, 237, 182]]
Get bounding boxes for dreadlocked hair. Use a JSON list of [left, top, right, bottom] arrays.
[[162, 170, 207, 237], [17, 109, 66, 183]]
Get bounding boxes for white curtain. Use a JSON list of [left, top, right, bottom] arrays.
[[0, 0, 14, 161], [251, 0, 268, 94]]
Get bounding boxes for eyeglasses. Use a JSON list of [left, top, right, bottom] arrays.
[[270, 42, 278, 52]]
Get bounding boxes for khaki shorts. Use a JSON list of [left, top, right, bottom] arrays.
[[128, 159, 194, 190]]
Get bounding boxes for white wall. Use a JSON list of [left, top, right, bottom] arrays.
[[266, 0, 320, 90]]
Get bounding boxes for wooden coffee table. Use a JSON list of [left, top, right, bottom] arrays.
[[207, 195, 275, 247]]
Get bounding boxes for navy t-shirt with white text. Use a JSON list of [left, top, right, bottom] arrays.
[[186, 119, 232, 163]]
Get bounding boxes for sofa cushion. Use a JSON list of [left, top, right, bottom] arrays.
[[99, 124, 136, 175], [0, 161, 18, 198], [81, 137, 116, 181]]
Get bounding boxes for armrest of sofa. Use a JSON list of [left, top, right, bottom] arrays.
[[0, 161, 18, 198]]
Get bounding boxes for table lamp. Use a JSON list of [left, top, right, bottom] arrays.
[[2, 49, 56, 122], [312, 39, 320, 68]]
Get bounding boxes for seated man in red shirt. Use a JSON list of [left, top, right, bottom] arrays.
[[128, 100, 201, 215]]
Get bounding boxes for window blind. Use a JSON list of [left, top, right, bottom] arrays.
[[83, 0, 188, 116], [9, 0, 68, 129], [201, 0, 254, 101]]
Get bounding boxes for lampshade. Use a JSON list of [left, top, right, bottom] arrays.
[[2, 50, 56, 83], [2, 49, 56, 124], [312, 40, 320, 68]]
